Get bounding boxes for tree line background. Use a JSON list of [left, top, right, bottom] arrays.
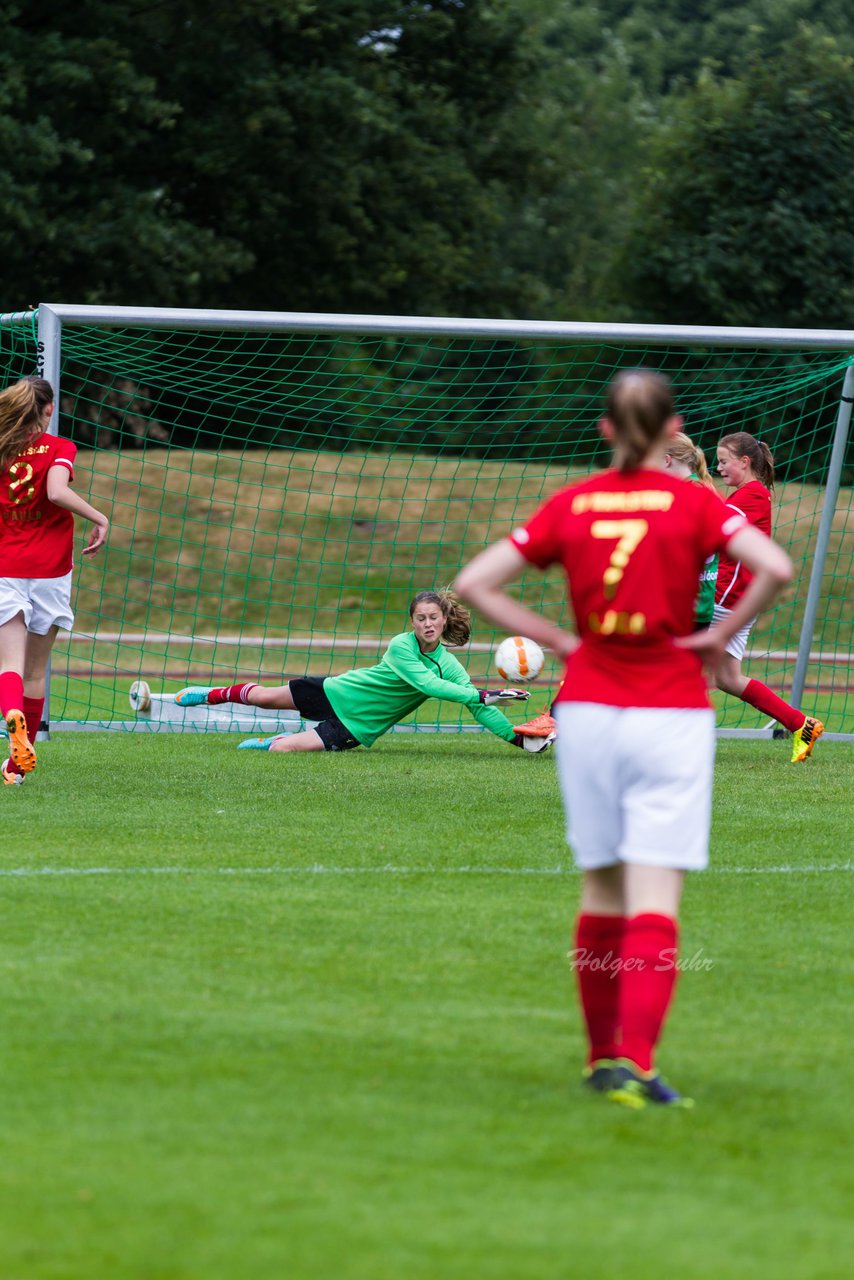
[[4, 0, 854, 325], [2, 1, 854, 478]]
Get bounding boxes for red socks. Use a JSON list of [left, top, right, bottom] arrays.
[[616, 913, 679, 1074], [207, 683, 258, 706], [0, 671, 24, 718], [574, 912, 681, 1073], [573, 913, 627, 1064], [741, 679, 805, 734], [23, 696, 45, 739]]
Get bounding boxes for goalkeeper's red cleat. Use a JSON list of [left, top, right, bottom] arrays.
[[514, 710, 557, 738], [5, 710, 36, 774]]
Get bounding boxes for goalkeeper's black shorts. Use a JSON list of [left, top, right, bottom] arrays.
[[288, 676, 361, 752]]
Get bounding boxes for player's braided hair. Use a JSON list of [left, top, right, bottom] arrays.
[[718, 431, 776, 493], [668, 431, 716, 489], [409, 588, 472, 647], [0, 376, 54, 472], [606, 369, 675, 472]]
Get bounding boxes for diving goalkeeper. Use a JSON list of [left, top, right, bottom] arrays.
[[174, 589, 555, 755]]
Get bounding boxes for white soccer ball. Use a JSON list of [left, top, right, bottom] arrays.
[[494, 635, 544, 684]]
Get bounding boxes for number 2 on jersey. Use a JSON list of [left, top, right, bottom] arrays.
[[591, 519, 649, 599], [8, 461, 35, 506]]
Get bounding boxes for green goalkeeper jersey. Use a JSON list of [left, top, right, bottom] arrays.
[[323, 631, 519, 748], [690, 472, 719, 627]]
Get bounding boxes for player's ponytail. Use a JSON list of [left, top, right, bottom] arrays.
[[606, 369, 676, 472], [668, 432, 716, 489], [0, 376, 54, 472], [409, 588, 472, 647], [718, 431, 776, 493]]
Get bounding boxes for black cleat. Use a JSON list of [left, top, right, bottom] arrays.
[[582, 1059, 617, 1093], [607, 1061, 694, 1109]]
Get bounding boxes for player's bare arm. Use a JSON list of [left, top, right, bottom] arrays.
[[46, 464, 110, 555], [453, 539, 578, 660]]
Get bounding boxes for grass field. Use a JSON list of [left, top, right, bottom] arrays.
[[1, 735, 852, 1279]]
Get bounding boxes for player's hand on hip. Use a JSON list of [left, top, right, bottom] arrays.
[[674, 627, 727, 670]]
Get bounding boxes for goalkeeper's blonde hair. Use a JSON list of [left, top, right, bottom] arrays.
[[409, 589, 472, 647], [668, 432, 716, 489]]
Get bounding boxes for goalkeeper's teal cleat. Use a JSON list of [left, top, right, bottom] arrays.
[[237, 736, 280, 750], [175, 687, 214, 706]]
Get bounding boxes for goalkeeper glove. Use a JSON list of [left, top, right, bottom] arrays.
[[512, 730, 556, 753], [479, 688, 531, 706]]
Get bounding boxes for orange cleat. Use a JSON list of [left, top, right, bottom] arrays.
[[5, 710, 36, 774], [791, 716, 824, 763], [514, 709, 557, 738]]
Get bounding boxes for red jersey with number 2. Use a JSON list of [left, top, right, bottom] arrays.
[[510, 468, 746, 709], [0, 432, 77, 577]]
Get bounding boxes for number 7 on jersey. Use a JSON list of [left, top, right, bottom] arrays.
[[591, 519, 649, 599]]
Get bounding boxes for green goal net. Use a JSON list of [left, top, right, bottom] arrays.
[[1, 307, 851, 738]]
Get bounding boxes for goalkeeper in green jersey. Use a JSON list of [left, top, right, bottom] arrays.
[[174, 589, 555, 755]]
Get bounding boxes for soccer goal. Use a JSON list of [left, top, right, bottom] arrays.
[[0, 304, 851, 740]]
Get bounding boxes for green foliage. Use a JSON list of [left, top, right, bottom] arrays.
[[0, 1, 252, 305], [570, 0, 854, 93], [4, 2, 854, 324], [2, 1, 554, 315], [618, 28, 854, 327]]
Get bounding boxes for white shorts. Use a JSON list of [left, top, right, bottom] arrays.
[[0, 573, 74, 634], [712, 602, 754, 661], [554, 703, 716, 872]]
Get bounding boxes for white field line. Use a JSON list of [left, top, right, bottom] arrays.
[[0, 863, 851, 879], [65, 632, 851, 662]]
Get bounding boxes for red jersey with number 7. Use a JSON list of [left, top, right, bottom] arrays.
[[0, 432, 77, 577], [510, 468, 746, 709]]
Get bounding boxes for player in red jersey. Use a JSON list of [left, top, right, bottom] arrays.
[[454, 370, 793, 1108], [712, 431, 823, 762], [0, 377, 109, 782], [513, 429, 719, 740]]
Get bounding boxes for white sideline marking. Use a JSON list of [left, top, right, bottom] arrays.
[[0, 863, 850, 879]]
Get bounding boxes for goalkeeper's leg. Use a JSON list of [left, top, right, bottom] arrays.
[[176, 682, 297, 709]]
